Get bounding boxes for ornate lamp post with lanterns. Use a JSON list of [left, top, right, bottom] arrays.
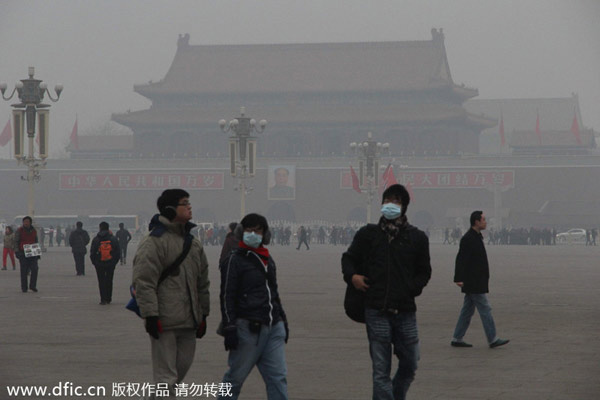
[[350, 132, 389, 223], [1, 67, 63, 217], [219, 107, 267, 219]]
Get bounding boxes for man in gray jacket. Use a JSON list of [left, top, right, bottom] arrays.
[[132, 189, 210, 398]]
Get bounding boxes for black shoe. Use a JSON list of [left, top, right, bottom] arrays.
[[30, 288, 38, 293], [1, 267, 6, 270], [489, 338, 510, 348], [451, 340, 473, 348], [99, 301, 107, 305]]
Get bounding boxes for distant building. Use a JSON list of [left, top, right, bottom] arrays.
[[108, 29, 494, 159], [466, 94, 596, 155]]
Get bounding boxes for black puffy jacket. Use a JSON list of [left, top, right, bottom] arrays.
[[342, 223, 431, 312], [220, 247, 286, 328]]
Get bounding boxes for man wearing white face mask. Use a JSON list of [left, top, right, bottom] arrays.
[[342, 184, 431, 400], [219, 213, 289, 400]]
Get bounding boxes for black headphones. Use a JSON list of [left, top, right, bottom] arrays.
[[234, 224, 271, 245], [160, 205, 178, 221]]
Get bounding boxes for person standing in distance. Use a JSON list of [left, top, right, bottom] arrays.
[[15, 216, 40, 293], [69, 221, 90, 276], [451, 211, 509, 349], [116, 222, 132, 265], [90, 222, 120, 304], [132, 189, 210, 398], [342, 184, 431, 400]]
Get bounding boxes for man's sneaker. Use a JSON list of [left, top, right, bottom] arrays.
[[489, 338, 510, 348], [451, 340, 473, 348]]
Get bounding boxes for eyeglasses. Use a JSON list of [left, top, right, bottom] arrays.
[[177, 201, 191, 207]]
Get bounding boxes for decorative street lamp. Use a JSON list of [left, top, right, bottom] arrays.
[[350, 132, 390, 223], [219, 107, 267, 219], [1, 67, 62, 217]]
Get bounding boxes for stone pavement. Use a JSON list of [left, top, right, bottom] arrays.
[[1, 243, 599, 399]]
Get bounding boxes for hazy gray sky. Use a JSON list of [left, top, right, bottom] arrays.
[[1, 0, 598, 157]]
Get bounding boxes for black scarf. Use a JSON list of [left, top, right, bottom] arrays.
[[378, 215, 409, 242]]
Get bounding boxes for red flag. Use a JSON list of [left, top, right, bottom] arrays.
[[380, 163, 398, 192], [69, 118, 79, 150], [535, 111, 542, 146], [350, 165, 361, 193], [498, 112, 505, 147], [0, 119, 11, 147], [571, 110, 582, 145]]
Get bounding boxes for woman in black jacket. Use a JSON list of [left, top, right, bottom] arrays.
[[218, 213, 289, 400]]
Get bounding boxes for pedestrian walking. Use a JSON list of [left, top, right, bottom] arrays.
[[341, 184, 431, 400], [218, 213, 289, 400], [451, 211, 509, 349], [296, 225, 309, 250], [132, 189, 210, 398], [69, 221, 90, 276], [90, 222, 120, 305], [15, 216, 40, 293], [116, 223, 132, 265], [3, 226, 17, 270]]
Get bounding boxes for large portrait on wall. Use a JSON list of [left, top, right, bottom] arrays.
[[268, 165, 296, 200]]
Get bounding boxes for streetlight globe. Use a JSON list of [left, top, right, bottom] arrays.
[[0, 83, 7, 92], [39, 83, 48, 90], [259, 119, 267, 128], [55, 84, 63, 95], [250, 118, 256, 127], [218, 119, 227, 129], [231, 119, 239, 128], [15, 81, 23, 89], [350, 142, 357, 148]]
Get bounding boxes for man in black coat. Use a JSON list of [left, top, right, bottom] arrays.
[[451, 211, 509, 348], [90, 222, 120, 305], [69, 221, 90, 276], [342, 184, 431, 400]]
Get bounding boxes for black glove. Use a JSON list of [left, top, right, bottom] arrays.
[[145, 316, 161, 340], [284, 321, 289, 344], [223, 325, 238, 351], [196, 315, 207, 339]]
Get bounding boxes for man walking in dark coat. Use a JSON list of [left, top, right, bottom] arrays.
[[90, 222, 120, 305], [115, 223, 132, 265], [451, 211, 509, 348], [69, 221, 90, 276]]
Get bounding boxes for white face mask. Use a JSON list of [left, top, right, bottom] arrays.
[[381, 203, 402, 220], [243, 231, 263, 248]]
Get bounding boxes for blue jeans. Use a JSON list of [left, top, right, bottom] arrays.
[[365, 308, 420, 400], [219, 320, 288, 400], [453, 293, 497, 344]]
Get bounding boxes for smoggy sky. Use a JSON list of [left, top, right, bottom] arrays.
[[0, 0, 598, 157]]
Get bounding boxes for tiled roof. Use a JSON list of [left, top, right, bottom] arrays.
[[134, 30, 461, 97]]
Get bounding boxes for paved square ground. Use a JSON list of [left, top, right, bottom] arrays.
[[2, 242, 599, 399]]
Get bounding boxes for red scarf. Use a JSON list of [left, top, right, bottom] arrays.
[[238, 241, 270, 267]]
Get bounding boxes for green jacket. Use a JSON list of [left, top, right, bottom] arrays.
[[132, 216, 210, 330]]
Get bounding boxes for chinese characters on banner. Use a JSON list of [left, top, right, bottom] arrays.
[[341, 170, 514, 189], [59, 172, 225, 190]]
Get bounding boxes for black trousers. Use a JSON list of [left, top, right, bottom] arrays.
[[73, 252, 86, 275], [19, 257, 39, 292], [94, 264, 116, 303], [119, 245, 128, 263]]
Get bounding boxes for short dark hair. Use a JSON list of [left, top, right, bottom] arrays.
[[157, 188, 190, 219], [22, 216, 32, 223], [119, 223, 124, 228], [99, 221, 109, 231], [228, 222, 238, 232], [470, 211, 483, 227], [235, 213, 271, 245], [381, 184, 410, 216], [76, 221, 83, 228]]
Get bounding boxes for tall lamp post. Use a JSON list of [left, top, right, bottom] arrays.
[[1, 67, 63, 217], [350, 132, 389, 223], [219, 107, 267, 219]]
